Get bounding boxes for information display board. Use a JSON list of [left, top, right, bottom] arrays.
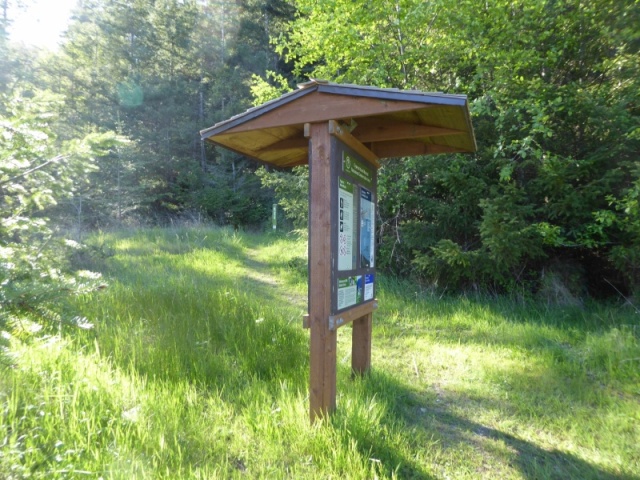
[[331, 139, 376, 314]]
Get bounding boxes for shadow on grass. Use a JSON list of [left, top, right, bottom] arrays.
[[378, 276, 638, 332], [377, 277, 640, 400], [340, 370, 636, 480]]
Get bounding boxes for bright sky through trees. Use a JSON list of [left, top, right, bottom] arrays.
[[8, 0, 76, 48]]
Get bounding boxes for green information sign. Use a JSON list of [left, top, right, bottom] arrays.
[[272, 203, 277, 230], [343, 152, 373, 187], [337, 275, 363, 310]]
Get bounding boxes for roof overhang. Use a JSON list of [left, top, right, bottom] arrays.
[[200, 80, 477, 167]]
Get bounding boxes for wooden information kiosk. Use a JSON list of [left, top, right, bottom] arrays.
[[201, 81, 476, 422]]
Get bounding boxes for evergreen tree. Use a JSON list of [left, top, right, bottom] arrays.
[[0, 89, 120, 333], [40, 0, 295, 227]]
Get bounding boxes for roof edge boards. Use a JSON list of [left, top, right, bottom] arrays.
[[200, 85, 318, 140], [201, 83, 470, 141], [316, 84, 467, 107]]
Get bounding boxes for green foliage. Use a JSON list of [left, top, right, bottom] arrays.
[[19, 0, 296, 228], [376, 153, 489, 287], [4, 0, 638, 294], [280, 0, 640, 296], [0, 90, 120, 333], [249, 72, 309, 231], [256, 166, 309, 231], [249, 71, 291, 105], [600, 173, 640, 297], [175, 155, 272, 228]]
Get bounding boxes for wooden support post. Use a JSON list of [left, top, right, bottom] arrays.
[[307, 122, 337, 422], [351, 312, 373, 375]]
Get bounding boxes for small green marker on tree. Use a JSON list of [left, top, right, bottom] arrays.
[[272, 203, 277, 230]]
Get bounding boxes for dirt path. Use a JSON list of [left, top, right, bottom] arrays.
[[242, 247, 307, 310]]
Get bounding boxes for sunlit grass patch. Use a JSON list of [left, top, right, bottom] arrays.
[[0, 336, 151, 478], [2, 227, 638, 479]]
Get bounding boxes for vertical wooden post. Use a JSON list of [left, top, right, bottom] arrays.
[[308, 122, 337, 422], [351, 313, 372, 375]]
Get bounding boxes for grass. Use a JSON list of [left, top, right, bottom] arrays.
[[1, 226, 639, 479]]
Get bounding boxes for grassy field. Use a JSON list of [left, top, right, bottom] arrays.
[[1, 227, 639, 479]]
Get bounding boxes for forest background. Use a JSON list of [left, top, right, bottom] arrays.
[[1, 0, 639, 331]]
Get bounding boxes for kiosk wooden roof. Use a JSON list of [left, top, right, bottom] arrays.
[[200, 80, 477, 166]]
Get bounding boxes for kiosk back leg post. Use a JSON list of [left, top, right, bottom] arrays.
[[351, 312, 372, 375]]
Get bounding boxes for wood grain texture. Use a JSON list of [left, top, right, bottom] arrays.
[[224, 92, 429, 134], [308, 122, 337, 422], [369, 140, 465, 157], [328, 299, 377, 330], [351, 312, 373, 376], [353, 121, 464, 143], [328, 120, 380, 168]]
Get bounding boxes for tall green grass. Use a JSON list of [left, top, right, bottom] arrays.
[[1, 226, 638, 479]]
